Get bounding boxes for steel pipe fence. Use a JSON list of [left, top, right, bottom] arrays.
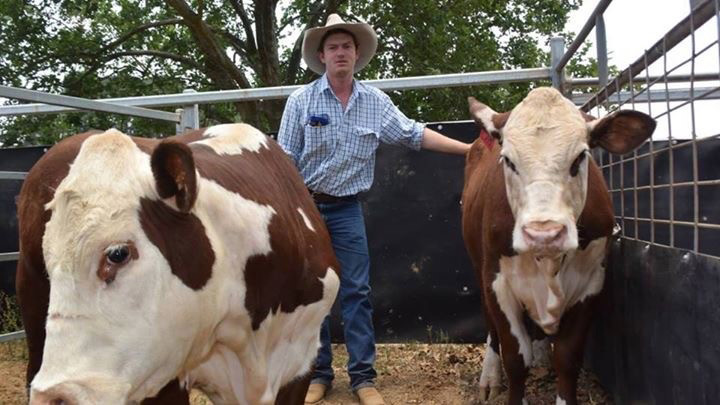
[[0, 85, 180, 123], [584, 0, 720, 259], [0, 68, 553, 117]]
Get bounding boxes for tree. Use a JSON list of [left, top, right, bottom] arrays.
[[0, 0, 587, 146]]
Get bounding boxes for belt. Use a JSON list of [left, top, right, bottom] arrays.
[[308, 189, 357, 204]]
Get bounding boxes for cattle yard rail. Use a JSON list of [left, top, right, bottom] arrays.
[[584, 0, 720, 259], [1, 0, 719, 363]]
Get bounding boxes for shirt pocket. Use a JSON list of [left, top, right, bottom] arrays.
[[348, 126, 379, 160], [304, 124, 336, 154]]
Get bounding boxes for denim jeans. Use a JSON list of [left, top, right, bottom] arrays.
[[312, 200, 377, 391]]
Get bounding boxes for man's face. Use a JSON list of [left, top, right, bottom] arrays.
[[318, 32, 358, 76]]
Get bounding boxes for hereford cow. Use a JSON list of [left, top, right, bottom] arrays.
[[15, 124, 340, 404], [462, 87, 655, 405]]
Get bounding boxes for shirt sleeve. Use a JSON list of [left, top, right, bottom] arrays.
[[378, 93, 425, 151], [277, 94, 304, 165]]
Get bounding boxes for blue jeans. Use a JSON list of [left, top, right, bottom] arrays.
[[312, 200, 377, 391]]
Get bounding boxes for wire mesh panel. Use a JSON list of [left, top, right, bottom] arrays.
[[583, 0, 720, 259]]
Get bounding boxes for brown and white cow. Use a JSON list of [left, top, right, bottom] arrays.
[[461, 87, 655, 405], [15, 124, 340, 404]]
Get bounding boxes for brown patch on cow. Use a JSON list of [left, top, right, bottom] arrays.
[[151, 141, 198, 213], [492, 111, 511, 131], [576, 160, 615, 250], [139, 197, 214, 290], [462, 138, 516, 268], [189, 139, 337, 330]]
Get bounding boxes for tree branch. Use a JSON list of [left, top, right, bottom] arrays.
[[254, 0, 280, 86], [220, 31, 251, 60], [67, 49, 204, 89], [100, 18, 185, 54], [105, 50, 204, 70], [165, 0, 252, 89], [227, 0, 257, 55]]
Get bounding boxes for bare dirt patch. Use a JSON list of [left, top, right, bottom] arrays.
[[1, 341, 611, 404]]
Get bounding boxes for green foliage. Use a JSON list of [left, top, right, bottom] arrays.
[[0, 0, 600, 146]]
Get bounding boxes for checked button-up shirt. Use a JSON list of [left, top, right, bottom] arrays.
[[278, 74, 425, 197]]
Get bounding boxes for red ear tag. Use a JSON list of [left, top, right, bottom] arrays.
[[479, 129, 495, 150]]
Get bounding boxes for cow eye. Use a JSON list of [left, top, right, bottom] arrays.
[[570, 151, 588, 177], [502, 156, 518, 174], [106, 246, 130, 264]]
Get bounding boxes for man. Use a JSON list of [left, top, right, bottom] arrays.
[[277, 13, 471, 405]]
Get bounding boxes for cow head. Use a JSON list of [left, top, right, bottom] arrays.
[[469, 87, 655, 256], [30, 130, 215, 404]]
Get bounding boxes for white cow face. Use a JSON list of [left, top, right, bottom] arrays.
[[30, 131, 211, 404], [469, 87, 655, 256]]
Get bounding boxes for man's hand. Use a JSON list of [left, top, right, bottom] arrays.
[[420, 127, 472, 155]]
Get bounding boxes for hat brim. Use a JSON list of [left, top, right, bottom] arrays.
[[302, 21, 378, 75]]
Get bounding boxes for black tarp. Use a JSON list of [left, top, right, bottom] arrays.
[[586, 239, 720, 405], [0, 146, 47, 295], [2, 125, 720, 404]]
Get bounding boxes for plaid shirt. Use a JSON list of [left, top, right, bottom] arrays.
[[277, 74, 425, 197]]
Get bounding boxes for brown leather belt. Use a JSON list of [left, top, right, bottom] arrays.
[[308, 189, 357, 204]]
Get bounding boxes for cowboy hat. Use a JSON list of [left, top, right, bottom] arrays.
[[302, 13, 378, 74]]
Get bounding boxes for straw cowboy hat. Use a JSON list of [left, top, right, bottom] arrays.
[[302, 13, 378, 74]]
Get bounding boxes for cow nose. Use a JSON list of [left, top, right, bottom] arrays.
[[522, 221, 567, 247], [29, 390, 70, 405]]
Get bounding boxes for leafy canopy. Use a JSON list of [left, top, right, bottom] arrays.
[[0, 0, 594, 146]]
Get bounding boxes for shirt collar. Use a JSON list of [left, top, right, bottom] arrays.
[[318, 73, 332, 94], [319, 73, 365, 107]]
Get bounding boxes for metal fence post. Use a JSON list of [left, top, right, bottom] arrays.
[[550, 37, 566, 94], [176, 89, 199, 134], [596, 14, 609, 90]]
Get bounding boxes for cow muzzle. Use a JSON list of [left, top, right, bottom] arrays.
[[29, 390, 71, 405], [29, 379, 131, 405], [521, 220, 567, 252]]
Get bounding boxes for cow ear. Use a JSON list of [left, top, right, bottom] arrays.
[[588, 110, 656, 155], [468, 97, 509, 141], [151, 141, 197, 213]]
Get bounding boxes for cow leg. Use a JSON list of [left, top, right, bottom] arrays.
[[489, 274, 532, 405], [479, 305, 502, 402], [140, 379, 190, 405], [274, 372, 312, 405], [552, 297, 597, 405], [15, 256, 49, 391]]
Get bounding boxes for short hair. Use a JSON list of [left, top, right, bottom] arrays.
[[318, 28, 358, 52]]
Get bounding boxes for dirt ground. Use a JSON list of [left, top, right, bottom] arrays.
[[1, 341, 611, 404]]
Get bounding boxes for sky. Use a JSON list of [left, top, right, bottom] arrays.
[[564, 0, 720, 140]]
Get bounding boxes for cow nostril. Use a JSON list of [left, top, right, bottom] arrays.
[[523, 222, 567, 245], [51, 399, 65, 405], [552, 225, 567, 241]]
